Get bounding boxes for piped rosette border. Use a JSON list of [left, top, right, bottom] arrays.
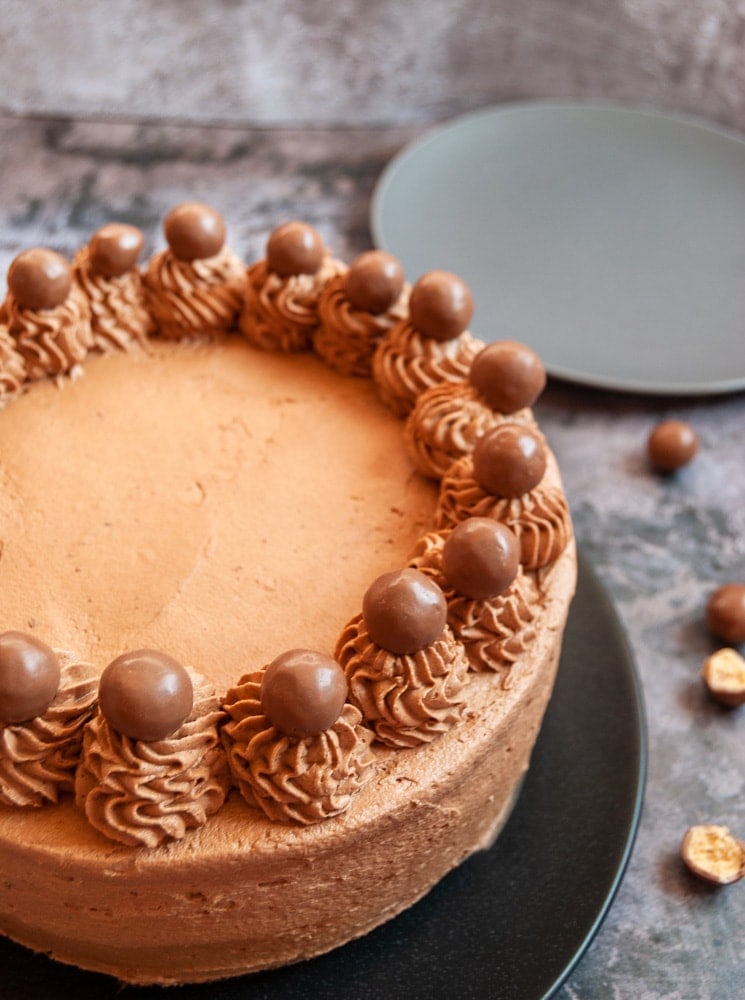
[[0, 204, 573, 841]]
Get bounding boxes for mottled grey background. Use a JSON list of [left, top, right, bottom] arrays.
[[1, 1, 744, 132]]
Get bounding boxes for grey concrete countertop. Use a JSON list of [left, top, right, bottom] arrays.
[[1, 114, 743, 999]]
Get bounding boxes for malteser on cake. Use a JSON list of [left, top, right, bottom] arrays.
[[0, 206, 575, 985]]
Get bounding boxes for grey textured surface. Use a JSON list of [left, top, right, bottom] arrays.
[[1, 1, 745, 132], [0, 113, 744, 998]]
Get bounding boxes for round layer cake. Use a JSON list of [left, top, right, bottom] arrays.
[[0, 214, 576, 984]]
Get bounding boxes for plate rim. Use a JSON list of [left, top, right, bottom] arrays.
[[370, 99, 745, 397]]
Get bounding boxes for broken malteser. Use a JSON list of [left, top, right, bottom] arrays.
[[701, 648, 745, 708], [681, 824, 745, 885]]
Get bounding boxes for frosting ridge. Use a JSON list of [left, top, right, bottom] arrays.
[[436, 455, 572, 569], [372, 321, 483, 418], [0, 655, 98, 807], [75, 671, 229, 847], [335, 614, 469, 748], [240, 256, 345, 353], [222, 670, 374, 825], [73, 246, 154, 352], [4, 283, 93, 379], [143, 246, 246, 339]]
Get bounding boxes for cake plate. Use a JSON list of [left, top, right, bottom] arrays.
[[371, 102, 745, 395], [1, 550, 646, 999]]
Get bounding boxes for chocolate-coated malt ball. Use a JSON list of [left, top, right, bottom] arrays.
[[345, 250, 404, 314], [261, 649, 348, 738], [647, 420, 698, 472], [89, 223, 145, 278], [363, 568, 447, 655], [99, 649, 194, 742], [164, 202, 226, 261], [472, 423, 547, 499], [408, 270, 474, 342], [706, 583, 745, 645], [0, 631, 61, 724], [442, 518, 520, 600], [468, 340, 546, 413], [266, 221, 324, 277], [7, 248, 73, 311]]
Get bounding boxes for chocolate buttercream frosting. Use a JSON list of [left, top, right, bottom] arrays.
[[222, 669, 374, 825], [335, 613, 469, 748], [0, 326, 26, 404], [240, 254, 345, 353], [436, 454, 572, 570], [372, 321, 483, 419], [404, 379, 535, 480], [0, 653, 97, 807], [73, 225, 154, 352], [4, 258, 93, 379], [75, 670, 229, 847], [407, 529, 539, 673], [143, 245, 246, 340], [315, 266, 408, 377]]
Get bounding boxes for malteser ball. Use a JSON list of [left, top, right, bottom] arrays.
[[164, 202, 226, 261], [0, 631, 61, 724], [345, 250, 404, 314], [266, 221, 324, 277], [442, 518, 520, 600], [7, 248, 72, 311], [89, 223, 145, 277], [469, 340, 546, 413], [409, 270, 474, 342], [473, 423, 547, 498], [261, 649, 348, 738], [363, 568, 447, 655], [99, 649, 194, 742], [647, 419, 698, 472], [706, 583, 745, 645]]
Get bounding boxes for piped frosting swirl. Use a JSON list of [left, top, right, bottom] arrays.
[[222, 670, 374, 825], [0, 654, 98, 807], [404, 379, 535, 480], [335, 614, 469, 748], [143, 246, 246, 340], [74, 671, 229, 847], [315, 272, 409, 377], [435, 454, 572, 570], [407, 530, 539, 674], [239, 255, 345, 353], [4, 282, 93, 379], [73, 245, 154, 352], [372, 322, 483, 418], [0, 326, 26, 405]]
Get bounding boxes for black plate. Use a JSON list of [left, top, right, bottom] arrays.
[[1, 552, 646, 1000]]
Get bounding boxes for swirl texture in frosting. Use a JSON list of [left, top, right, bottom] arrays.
[[143, 246, 246, 339], [222, 670, 374, 825], [404, 381, 536, 480], [334, 613, 469, 748], [436, 455, 572, 570], [315, 274, 409, 377], [372, 320, 483, 418], [0, 655, 98, 808], [74, 671, 229, 847], [407, 530, 539, 674], [0, 325, 27, 404], [4, 283, 93, 379], [239, 256, 345, 353], [73, 247, 155, 352]]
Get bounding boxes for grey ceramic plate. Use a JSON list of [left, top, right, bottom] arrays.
[[1, 552, 646, 999], [371, 102, 745, 395]]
